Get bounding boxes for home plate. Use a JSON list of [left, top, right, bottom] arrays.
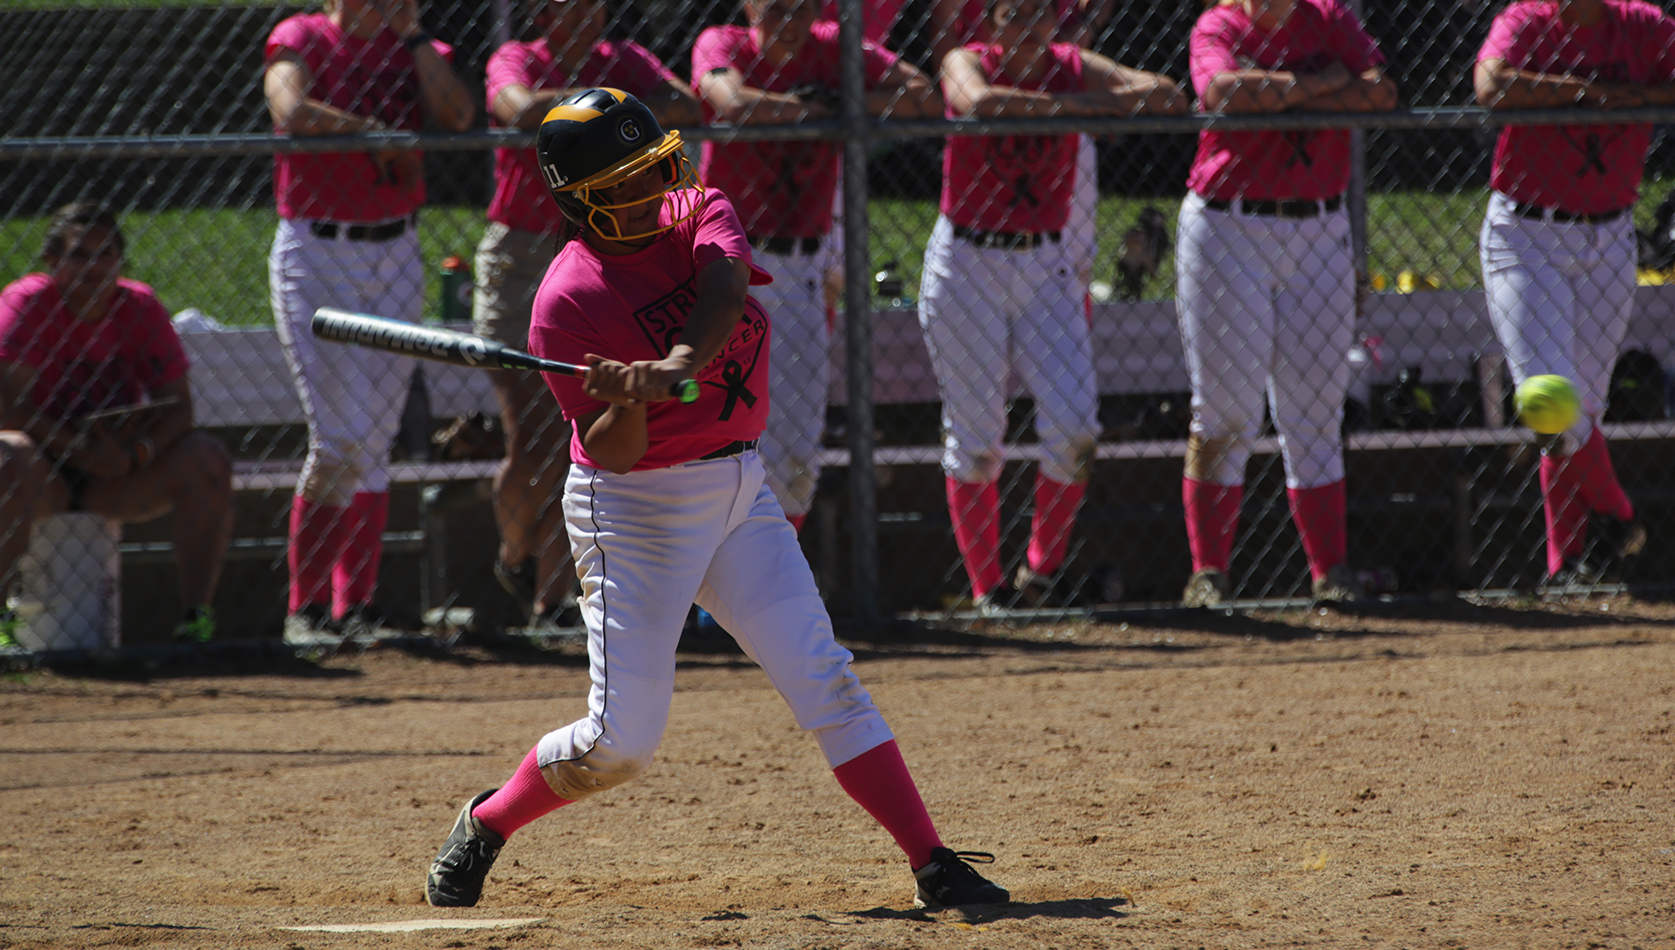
[[282, 918, 545, 933]]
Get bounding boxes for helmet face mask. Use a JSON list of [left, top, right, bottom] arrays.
[[537, 87, 699, 242]]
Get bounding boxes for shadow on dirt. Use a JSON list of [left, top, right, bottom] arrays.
[[845, 895, 1129, 923]]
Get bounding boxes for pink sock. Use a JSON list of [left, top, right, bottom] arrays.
[[831, 740, 943, 868], [1287, 481, 1347, 582], [1027, 475, 1084, 575], [333, 492, 389, 617], [1570, 427, 1634, 522], [1183, 478, 1242, 573], [288, 496, 346, 612], [787, 512, 807, 534], [1540, 452, 1589, 576], [945, 477, 1002, 598], [472, 746, 572, 840]]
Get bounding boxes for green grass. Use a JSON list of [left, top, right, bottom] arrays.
[[0, 1, 273, 8], [1, 207, 487, 326], [8, 180, 1669, 323]]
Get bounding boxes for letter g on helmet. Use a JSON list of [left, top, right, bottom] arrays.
[[536, 88, 696, 241]]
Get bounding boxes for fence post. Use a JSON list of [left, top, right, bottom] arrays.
[[1348, 0, 1368, 278], [838, 0, 879, 622]]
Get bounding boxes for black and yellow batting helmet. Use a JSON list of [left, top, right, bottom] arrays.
[[536, 88, 696, 241]]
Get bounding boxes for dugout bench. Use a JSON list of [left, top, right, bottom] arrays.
[[112, 284, 1675, 637]]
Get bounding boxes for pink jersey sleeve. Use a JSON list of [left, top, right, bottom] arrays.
[[0, 275, 47, 366], [265, 14, 326, 74], [485, 40, 535, 109], [1646, 4, 1675, 81], [1189, 9, 1243, 96], [691, 26, 747, 82], [689, 193, 756, 273], [1328, 0, 1385, 73], [126, 282, 191, 387], [1477, 1, 1536, 63]]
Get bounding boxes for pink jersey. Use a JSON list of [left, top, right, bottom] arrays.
[[529, 188, 775, 471], [486, 39, 681, 235], [0, 274, 189, 422], [266, 13, 453, 222], [1480, 0, 1675, 214], [693, 21, 898, 238], [1185, 0, 1384, 201], [940, 43, 1083, 234]]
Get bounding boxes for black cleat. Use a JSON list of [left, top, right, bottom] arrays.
[[913, 848, 1010, 908], [427, 789, 505, 908]]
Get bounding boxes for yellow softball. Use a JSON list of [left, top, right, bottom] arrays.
[[1514, 374, 1581, 434]]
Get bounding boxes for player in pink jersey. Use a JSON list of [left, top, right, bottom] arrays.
[[922, 0, 1182, 612], [424, 88, 1008, 912], [695, 0, 939, 533], [1475, 0, 1675, 583], [478, 0, 701, 630], [1175, 0, 1395, 607], [263, 0, 474, 646], [0, 204, 232, 643]]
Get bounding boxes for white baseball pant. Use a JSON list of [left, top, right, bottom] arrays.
[[270, 218, 422, 506], [1480, 190, 1635, 452], [753, 240, 835, 519], [918, 215, 1100, 485], [1175, 192, 1354, 489], [535, 451, 893, 798]]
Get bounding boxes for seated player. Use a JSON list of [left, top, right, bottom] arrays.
[[424, 89, 1009, 912], [0, 203, 233, 643]]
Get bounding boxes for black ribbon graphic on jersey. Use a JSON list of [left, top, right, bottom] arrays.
[[705, 332, 765, 421], [1578, 133, 1607, 177], [1011, 174, 1041, 209], [1284, 131, 1314, 168]]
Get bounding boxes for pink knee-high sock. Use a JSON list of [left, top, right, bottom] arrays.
[[288, 496, 348, 612], [787, 512, 807, 534], [1183, 478, 1242, 574], [1569, 427, 1634, 522], [472, 746, 572, 840], [1027, 475, 1084, 576], [945, 477, 1002, 598], [831, 740, 943, 868], [1540, 452, 1589, 576], [1287, 481, 1347, 582], [333, 492, 389, 617]]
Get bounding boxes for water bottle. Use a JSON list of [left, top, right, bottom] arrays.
[[439, 254, 471, 324]]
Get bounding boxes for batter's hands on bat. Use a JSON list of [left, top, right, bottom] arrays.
[[583, 354, 694, 406]]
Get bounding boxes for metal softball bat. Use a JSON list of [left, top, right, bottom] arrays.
[[310, 308, 700, 403]]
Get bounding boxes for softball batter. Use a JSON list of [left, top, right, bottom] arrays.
[[1475, 0, 1675, 581], [263, 0, 473, 641], [921, 0, 1180, 610], [425, 89, 1008, 911], [1175, 0, 1395, 607]]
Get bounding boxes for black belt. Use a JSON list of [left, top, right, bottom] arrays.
[[748, 235, 821, 256], [1204, 195, 1344, 218], [309, 215, 413, 242], [1511, 201, 1626, 225], [953, 225, 1061, 249], [696, 438, 758, 461]]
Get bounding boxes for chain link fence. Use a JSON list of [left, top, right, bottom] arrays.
[[3, 0, 1675, 649]]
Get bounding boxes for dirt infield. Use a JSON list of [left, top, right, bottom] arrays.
[[3, 596, 1673, 949]]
